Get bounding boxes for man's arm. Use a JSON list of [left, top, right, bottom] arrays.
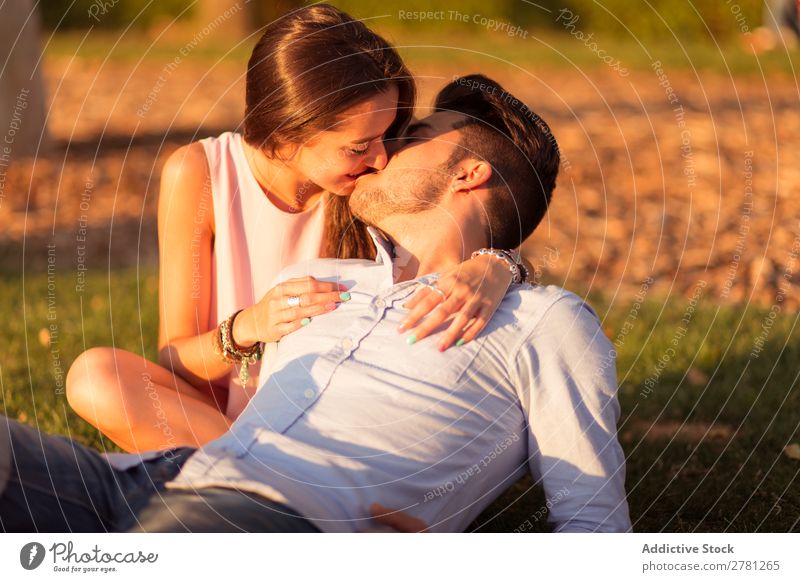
[[512, 292, 631, 532]]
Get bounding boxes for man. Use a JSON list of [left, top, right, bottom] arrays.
[[0, 74, 630, 533]]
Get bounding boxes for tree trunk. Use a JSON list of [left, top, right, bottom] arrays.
[[197, 0, 261, 37], [196, 1, 304, 37], [0, 0, 49, 160]]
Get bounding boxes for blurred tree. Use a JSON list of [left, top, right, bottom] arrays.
[[196, 0, 304, 36], [198, 0, 256, 35], [253, 0, 306, 25], [41, 0, 195, 30], [35, 1, 766, 41], [0, 0, 49, 159], [325, 0, 763, 42]]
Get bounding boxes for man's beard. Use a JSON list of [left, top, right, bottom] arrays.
[[349, 166, 450, 228]]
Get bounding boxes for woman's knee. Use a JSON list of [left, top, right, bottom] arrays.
[[66, 347, 129, 422]]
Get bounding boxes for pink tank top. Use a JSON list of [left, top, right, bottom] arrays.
[[200, 131, 327, 417]]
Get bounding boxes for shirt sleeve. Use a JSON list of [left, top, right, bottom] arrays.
[[511, 292, 631, 532]]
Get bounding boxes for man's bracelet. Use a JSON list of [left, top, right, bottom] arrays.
[[470, 248, 529, 285]]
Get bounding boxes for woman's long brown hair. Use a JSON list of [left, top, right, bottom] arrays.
[[243, 4, 416, 259]]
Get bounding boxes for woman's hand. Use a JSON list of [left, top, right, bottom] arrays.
[[233, 276, 350, 345], [359, 503, 430, 533], [398, 254, 514, 351]]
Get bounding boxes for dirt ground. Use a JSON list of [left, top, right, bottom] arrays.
[[1, 56, 798, 309]]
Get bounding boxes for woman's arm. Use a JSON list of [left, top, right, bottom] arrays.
[[156, 144, 350, 390], [156, 143, 232, 386]]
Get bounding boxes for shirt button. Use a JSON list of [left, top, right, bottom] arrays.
[[375, 299, 386, 309], [303, 388, 316, 399], [342, 338, 353, 350]]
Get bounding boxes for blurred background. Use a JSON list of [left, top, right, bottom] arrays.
[[0, 0, 798, 532]]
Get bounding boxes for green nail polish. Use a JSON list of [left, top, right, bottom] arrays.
[[407, 334, 417, 345], [456, 338, 466, 347], [340, 292, 351, 301], [301, 318, 311, 326]]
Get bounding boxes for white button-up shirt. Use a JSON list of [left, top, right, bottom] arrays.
[[168, 228, 631, 532]]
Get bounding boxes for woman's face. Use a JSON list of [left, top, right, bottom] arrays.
[[288, 84, 400, 196]]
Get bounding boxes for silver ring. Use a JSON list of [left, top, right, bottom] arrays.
[[287, 295, 301, 308], [427, 281, 447, 301]]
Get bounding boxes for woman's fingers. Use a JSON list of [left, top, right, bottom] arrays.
[[403, 294, 463, 344], [275, 290, 349, 310], [272, 318, 306, 339], [401, 292, 491, 350], [272, 293, 347, 340], [252, 277, 352, 343], [436, 307, 476, 351], [278, 276, 348, 298], [280, 299, 339, 323], [398, 285, 450, 334], [401, 276, 456, 309], [458, 308, 489, 345], [401, 286, 427, 311]]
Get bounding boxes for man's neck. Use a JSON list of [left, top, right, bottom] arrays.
[[379, 212, 486, 283]]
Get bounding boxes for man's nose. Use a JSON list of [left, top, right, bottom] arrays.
[[366, 140, 389, 170]]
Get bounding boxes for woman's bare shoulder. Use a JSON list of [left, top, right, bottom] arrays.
[[161, 141, 210, 183], [159, 141, 215, 232]]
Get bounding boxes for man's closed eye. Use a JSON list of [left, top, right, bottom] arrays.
[[398, 135, 424, 148]]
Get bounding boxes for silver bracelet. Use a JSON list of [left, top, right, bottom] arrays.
[[470, 248, 525, 284]]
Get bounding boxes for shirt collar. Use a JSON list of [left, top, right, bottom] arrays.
[[366, 226, 439, 290], [366, 226, 395, 267]]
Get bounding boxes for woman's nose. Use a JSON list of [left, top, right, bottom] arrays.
[[367, 140, 389, 170]]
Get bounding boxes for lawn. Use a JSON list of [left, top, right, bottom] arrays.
[[1, 266, 797, 532]]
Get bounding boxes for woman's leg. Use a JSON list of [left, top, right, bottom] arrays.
[[66, 347, 231, 452]]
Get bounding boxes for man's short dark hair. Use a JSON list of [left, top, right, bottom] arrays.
[[434, 74, 560, 249]]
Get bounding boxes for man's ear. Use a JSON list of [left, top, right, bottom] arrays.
[[451, 160, 492, 193]]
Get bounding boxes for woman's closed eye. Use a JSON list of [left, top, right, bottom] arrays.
[[346, 143, 370, 156]]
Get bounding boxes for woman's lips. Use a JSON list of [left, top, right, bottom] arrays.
[[347, 168, 377, 181]]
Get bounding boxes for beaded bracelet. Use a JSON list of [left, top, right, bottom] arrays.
[[213, 309, 263, 385], [227, 310, 262, 357], [470, 248, 529, 285]]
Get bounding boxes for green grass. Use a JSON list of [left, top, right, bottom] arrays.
[[1, 267, 798, 531], [43, 28, 797, 76], [476, 282, 800, 532], [0, 267, 159, 451]]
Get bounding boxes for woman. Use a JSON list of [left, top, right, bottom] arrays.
[[66, 4, 524, 453]]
